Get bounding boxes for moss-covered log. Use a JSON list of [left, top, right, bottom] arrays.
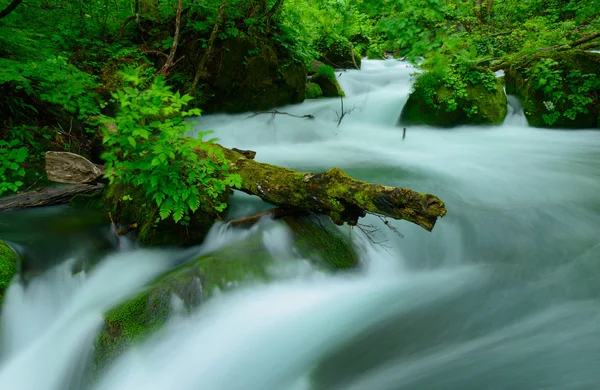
[[217, 146, 446, 232]]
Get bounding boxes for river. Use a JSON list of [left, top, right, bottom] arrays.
[[1, 59, 600, 389]]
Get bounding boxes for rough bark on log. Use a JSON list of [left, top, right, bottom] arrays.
[[45, 151, 105, 184], [215, 146, 447, 231], [0, 184, 104, 212]]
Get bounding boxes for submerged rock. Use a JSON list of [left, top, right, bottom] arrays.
[[0, 240, 17, 305], [94, 216, 357, 372], [505, 50, 600, 128], [400, 70, 507, 127]]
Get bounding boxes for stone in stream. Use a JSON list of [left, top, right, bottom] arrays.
[[400, 69, 507, 127], [0, 240, 18, 305], [94, 215, 358, 373]]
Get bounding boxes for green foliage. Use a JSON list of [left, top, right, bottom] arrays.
[[527, 56, 600, 126], [0, 139, 28, 196], [99, 69, 242, 224]]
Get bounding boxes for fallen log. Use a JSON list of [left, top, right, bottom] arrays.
[[42, 148, 447, 231], [216, 146, 446, 231], [0, 183, 104, 212]]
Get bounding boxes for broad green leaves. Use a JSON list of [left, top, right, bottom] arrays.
[[100, 70, 242, 224]]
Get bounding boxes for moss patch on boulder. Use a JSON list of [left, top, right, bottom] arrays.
[[400, 69, 507, 127], [306, 83, 324, 99], [312, 65, 345, 98], [505, 50, 600, 128], [95, 215, 358, 371], [0, 240, 18, 305]]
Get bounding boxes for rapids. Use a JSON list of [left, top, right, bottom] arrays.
[[1, 59, 600, 390]]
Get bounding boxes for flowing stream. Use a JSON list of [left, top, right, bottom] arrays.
[[1, 59, 600, 389]]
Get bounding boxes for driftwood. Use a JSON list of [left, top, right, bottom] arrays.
[[0, 184, 104, 212], [45, 151, 105, 184]]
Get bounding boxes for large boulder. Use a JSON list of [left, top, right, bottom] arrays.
[[182, 32, 307, 113], [319, 42, 361, 70], [0, 240, 17, 305], [400, 70, 507, 127], [505, 50, 600, 128], [94, 216, 357, 371]]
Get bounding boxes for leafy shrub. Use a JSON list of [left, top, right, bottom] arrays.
[[99, 69, 242, 224]]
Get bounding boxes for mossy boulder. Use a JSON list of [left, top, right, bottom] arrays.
[[306, 83, 324, 99], [95, 216, 357, 371], [179, 31, 307, 113], [400, 71, 507, 127], [319, 42, 361, 70], [505, 50, 600, 128], [0, 240, 18, 305], [312, 65, 345, 98], [101, 183, 223, 247]]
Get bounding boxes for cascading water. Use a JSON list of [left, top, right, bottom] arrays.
[[1, 59, 600, 389]]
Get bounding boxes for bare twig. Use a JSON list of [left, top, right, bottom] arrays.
[[246, 110, 315, 120], [377, 216, 405, 239], [335, 96, 356, 127]]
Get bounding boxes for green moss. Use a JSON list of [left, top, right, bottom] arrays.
[[306, 83, 324, 99], [312, 73, 345, 98], [0, 240, 18, 305], [283, 215, 358, 270], [94, 215, 359, 370]]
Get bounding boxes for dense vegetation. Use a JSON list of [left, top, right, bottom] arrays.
[[1, 0, 599, 214]]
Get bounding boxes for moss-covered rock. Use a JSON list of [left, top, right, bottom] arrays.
[[306, 82, 324, 99], [505, 50, 600, 128], [319, 42, 361, 70], [101, 183, 223, 247], [312, 65, 345, 98], [95, 216, 357, 371], [400, 71, 507, 127], [178, 31, 307, 113], [0, 240, 17, 305]]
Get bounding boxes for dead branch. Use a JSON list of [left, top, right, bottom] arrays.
[[246, 110, 315, 120]]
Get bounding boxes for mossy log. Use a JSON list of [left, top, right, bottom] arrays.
[[41, 149, 446, 232], [216, 146, 446, 232]]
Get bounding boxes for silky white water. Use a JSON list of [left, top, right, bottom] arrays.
[[2, 59, 600, 389]]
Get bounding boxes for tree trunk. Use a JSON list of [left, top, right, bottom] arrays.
[[158, 0, 183, 76], [0, 0, 23, 19], [191, 0, 227, 90]]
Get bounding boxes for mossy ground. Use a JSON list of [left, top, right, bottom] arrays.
[[0, 240, 18, 305]]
